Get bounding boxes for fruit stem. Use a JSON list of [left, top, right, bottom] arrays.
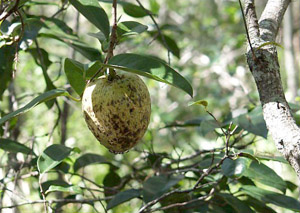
[[108, 68, 117, 81]]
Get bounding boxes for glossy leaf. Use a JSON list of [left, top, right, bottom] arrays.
[[218, 193, 254, 213], [40, 33, 101, 61], [37, 144, 73, 174], [74, 153, 108, 172], [221, 158, 250, 178], [107, 189, 142, 209], [122, 2, 148, 18], [240, 185, 300, 211], [41, 180, 70, 192], [243, 161, 287, 193], [64, 58, 86, 96], [0, 89, 76, 126], [105, 53, 193, 97], [69, 0, 110, 39], [158, 33, 180, 58], [231, 107, 268, 138], [143, 175, 184, 203], [46, 185, 82, 194], [0, 139, 35, 155], [117, 21, 148, 38]]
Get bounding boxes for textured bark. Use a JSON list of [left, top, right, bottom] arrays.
[[245, 0, 300, 180]]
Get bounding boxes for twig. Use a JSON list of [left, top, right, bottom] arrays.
[[0, 197, 114, 210], [238, 0, 256, 60], [149, 187, 216, 212], [135, 0, 171, 65], [38, 175, 48, 213], [193, 155, 229, 189], [89, 0, 118, 82], [0, 0, 20, 21]]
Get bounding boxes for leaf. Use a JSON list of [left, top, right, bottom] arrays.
[[37, 144, 73, 174], [40, 33, 101, 61], [73, 153, 108, 172], [240, 185, 300, 211], [158, 33, 180, 58], [26, 48, 56, 108], [221, 158, 251, 178], [0, 138, 35, 155], [0, 45, 15, 100], [217, 193, 254, 213], [231, 107, 268, 138], [117, 21, 148, 38], [255, 154, 288, 164], [0, 89, 75, 126], [19, 18, 46, 50], [122, 2, 148, 18], [41, 180, 70, 192], [243, 161, 287, 193], [107, 189, 142, 209], [257, 41, 283, 50], [64, 58, 86, 96], [143, 175, 184, 203], [189, 100, 208, 109], [69, 0, 110, 39], [46, 185, 82, 194], [106, 53, 193, 97], [149, 0, 160, 14]]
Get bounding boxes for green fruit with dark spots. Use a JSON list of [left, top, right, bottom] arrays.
[[82, 72, 151, 154]]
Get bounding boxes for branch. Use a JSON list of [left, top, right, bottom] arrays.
[[244, 0, 260, 41], [259, 0, 291, 41], [0, 0, 20, 21], [0, 197, 114, 210]]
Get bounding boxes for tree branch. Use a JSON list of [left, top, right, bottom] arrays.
[[259, 0, 291, 41]]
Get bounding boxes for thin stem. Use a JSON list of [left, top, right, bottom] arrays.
[[135, 0, 171, 64], [238, 0, 256, 60]]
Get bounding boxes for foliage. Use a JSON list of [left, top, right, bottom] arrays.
[[0, 0, 299, 212]]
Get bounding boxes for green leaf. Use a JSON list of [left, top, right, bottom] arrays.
[[107, 189, 142, 209], [0, 89, 76, 126], [243, 161, 287, 193], [46, 185, 82, 194], [69, 0, 110, 39], [106, 53, 193, 97], [40, 33, 101, 61], [217, 193, 254, 213], [64, 58, 86, 96], [41, 180, 70, 192], [73, 153, 108, 172], [37, 144, 73, 174], [117, 21, 148, 38], [122, 2, 148, 18], [255, 154, 288, 164], [240, 185, 300, 211], [143, 175, 184, 203], [231, 107, 268, 138], [0, 139, 35, 155], [189, 100, 208, 109], [221, 158, 251, 178], [149, 0, 160, 14], [244, 197, 277, 213], [0, 45, 15, 100], [158, 33, 180, 58], [26, 48, 56, 108]]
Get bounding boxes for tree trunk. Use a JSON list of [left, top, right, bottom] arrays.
[[244, 0, 300, 181]]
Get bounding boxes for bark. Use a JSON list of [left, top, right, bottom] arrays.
[[283, 5, 298, 102], [245, 0, 300, 180]]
